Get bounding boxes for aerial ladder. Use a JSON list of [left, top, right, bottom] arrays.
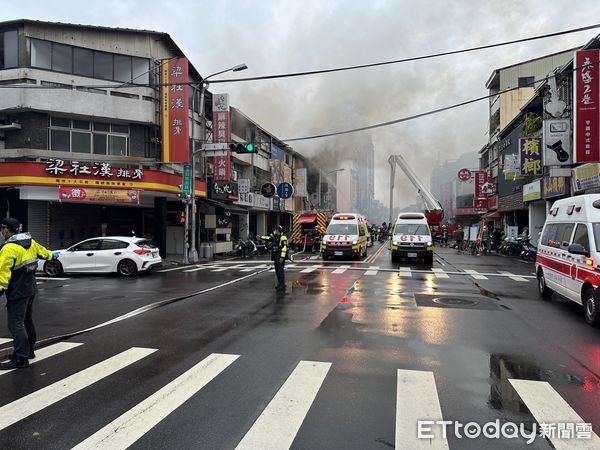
[[388, 154, 444, 226]]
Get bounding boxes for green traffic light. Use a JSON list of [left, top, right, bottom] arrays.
[[246, 143, 254, 152]]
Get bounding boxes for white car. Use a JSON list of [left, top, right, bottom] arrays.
[[39, 236, 162, 277]]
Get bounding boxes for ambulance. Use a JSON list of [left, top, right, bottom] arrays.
[[391, 213, 434, 264], [536, 194, 600, 326], [321, 213, 369, 260]]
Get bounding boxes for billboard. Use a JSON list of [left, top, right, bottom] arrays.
[[574, 49, 600, 163], [161, 58, 190, 163], [212, 93, 231, 181], [519, 138, 543, 176], [59, 187, 140, 204], [543, 119, 572, 166]]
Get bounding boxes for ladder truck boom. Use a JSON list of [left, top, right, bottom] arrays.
[[388, 154, 444, 225]]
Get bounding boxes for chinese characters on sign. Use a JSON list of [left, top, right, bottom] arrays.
[[574, 49, 600, 163], [59, 187, 140, 204], [543, 176, 567, 199], [212, 94, 231, 182], [519, 138, 543, 176], [161, 57, 190, 163], [474, 171, 489, 198], [46, 159, 143, 179], [457, 168, 471, 182]]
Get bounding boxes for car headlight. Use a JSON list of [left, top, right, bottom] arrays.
[[427, 242, 432, 246], [353, 240, 358, 245], [393, 241, 399, 246]]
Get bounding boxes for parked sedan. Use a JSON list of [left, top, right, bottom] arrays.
[[39, 237, 162, 277]]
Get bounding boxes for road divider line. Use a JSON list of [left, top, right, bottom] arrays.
[[300, 264, 321, 273], [365, 266, 379, 275], [0, 347, 156, 431], [332, 265, 348, 274], [509, 379, 600, 449], [73, 353, 240, 450], [464, 269, 488, 280], [0, 338, 12, 345], [0, 342, 84, 376], [182, 266, 208, 273], [235, 360, 331, 450], [239, 264, 270, 272], [499, 271, 528, 282], [396, 369, 449, 449], [431, 268, 450, 279]]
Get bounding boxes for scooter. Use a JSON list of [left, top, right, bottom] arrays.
[[520, 236, 537, 262]]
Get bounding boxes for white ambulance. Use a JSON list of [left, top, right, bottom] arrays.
[[391, 213, 434, 264], [321, 213, 369, 260], [536, 194, 600, 326]]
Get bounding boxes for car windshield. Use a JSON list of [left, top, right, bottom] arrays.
[[394, 224, 430, 236], [326, 223, 358, 235], [592, 223, 600, 252]]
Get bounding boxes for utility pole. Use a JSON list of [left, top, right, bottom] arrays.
[[388, 155, 395, 225]]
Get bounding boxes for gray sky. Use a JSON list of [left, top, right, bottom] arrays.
[[4, 0, 600, 205]]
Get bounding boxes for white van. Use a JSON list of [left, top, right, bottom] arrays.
[[536, 194, 600, 326], [321, 213, 368, 260], [391, 213, 434, 264]]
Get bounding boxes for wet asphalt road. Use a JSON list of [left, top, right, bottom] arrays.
[[0, 243, 599, 449]]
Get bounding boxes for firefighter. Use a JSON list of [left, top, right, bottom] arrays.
[[261, 225, 289, 291], [0, 217, 58, 370]]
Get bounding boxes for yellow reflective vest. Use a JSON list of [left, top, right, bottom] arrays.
[[260, 234, 288, 259], [0, 233, 53, 301]]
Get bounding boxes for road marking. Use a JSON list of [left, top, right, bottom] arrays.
[[157, 266, 190, 273], [398, 267, 412, 277], [73, 353, 239, 450], [182, 266, 208, 273], [211, 265, 244, 272], [332, 265, 348, 274], [435, 258, 445, 266], [509, 379, 600, 449], [464, 269, 488, 280], [365, 266, 379, 275], [300, 264, 321, 273], [36, 277, 70, 281], [235, 360, 331, 450], [0, 347, 156, 431], [431, 268, 450, 279], [0, 342, 83, 376], [396, 369, 449, 449], [0, 338, 12, 345], [499, 271, 528, 282], [239, 264, 270, 272]]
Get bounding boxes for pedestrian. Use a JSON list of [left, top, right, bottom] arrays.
[[492, 228, 502, 253], [454, 226, 464, 251], [0, 217, 58, 370], [261, 225, 289, 291], [482, 226, 491, 253], [441, 224, 448, 247]]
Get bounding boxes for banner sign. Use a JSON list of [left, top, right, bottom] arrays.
[[458, 168, 472, 182], [519, 138, 543, 176], [543, 119, 572, 166], [294, 168, 307, 197], [212, 93, 231, 181], [572, 163, 600, 193], [211, 180, 238, 202], [59, 187, 140, 204], [161, 57, 190, 163], [474, 171, 488, 198], [473, 198, 487, 213], [574, 49, 600, 163], [523, 179, 542, 202], [236, 179, 253, 206], [543, 176, 567, 199]]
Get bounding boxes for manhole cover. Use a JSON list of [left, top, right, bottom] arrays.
[[432, 297, 479, 307]]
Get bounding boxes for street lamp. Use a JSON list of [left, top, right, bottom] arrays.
[[189, 63, 248, 263], [318, 168, 344, 209]]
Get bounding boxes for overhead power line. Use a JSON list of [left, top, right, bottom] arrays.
[[209, 23, 600, 83]]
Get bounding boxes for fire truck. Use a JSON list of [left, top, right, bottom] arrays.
[[388, 154, 444, 227], [291, 210, 334, 251]]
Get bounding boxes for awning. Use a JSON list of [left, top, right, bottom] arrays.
[[206, 199, 248, 213], [297, 214, 318, 224], [482, 211, 503, 219]]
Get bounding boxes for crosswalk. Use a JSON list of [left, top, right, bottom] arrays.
[[1, 343, 598, 449], [159, 263, 535, 281]]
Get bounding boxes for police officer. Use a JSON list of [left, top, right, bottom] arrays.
[[261, 225, 288, 291], [0, 217, 58, 370]]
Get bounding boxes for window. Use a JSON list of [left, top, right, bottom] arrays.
[[31, 39, 51, 69], [94, 122, 110, 132], [73, 47, 93, 77], [100, 240, 129, 250], [0, 30, 18, 69], [94, 51, 113, 80], [559, 223, 575, 248], [71, 240, 100, 251], [52, 43, 72, 72], [394, 224, 431, 236], [49, 117, 129, 155], [113, 54, 132, 82], [72, 120, 90, 130], [109, 135, 127, 156], [71, 132, 91, 153], [572, 224, 590, 252], [93, 133, 107, 155], [518, 76, 535, 88], [132, 57, 150, 84], [541, 223, 560, 248], [111, 124, 129, 134], [50, 129, 70, 151], [325, 224, 358, 235]]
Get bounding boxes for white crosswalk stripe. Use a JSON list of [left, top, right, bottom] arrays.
[[0, 338, 12, 345], [0, 342, 83, 376], [398, 267, 412, 277], [499, 271, 528, 282], [332, 265, 348, 274], [300, 264, 321, 273], [239, 264, 270, 272], [509, 379, 600, 449], [431, 268, 450, 279], [182, 265, 208, 273], [157, 266, 190, 273], [73, 353, 239, 450], [464, 269, 489, 280], [211, 265, 244, 272], [396, 369, 449, 449], [365, 266, 379, 275], [235, 360, 331, 450], [0, 347, 156, 431]]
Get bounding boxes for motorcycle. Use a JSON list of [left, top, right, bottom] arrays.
[[520, 236, 537, 262], [254, 239, 268, 255], [504, 237, 524, 257]]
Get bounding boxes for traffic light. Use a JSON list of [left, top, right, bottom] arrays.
[[179, 211, 186, 224], [177, 184, 189, 202], [230, 142, 258, 154]]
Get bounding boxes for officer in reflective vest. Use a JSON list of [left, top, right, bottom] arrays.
[[261, 225, 288, 291]]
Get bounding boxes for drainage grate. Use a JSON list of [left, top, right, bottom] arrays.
[[414, 294, 501, 311], [432, 297, 478, 307]]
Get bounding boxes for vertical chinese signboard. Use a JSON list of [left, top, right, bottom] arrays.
[[574, 49, 600, 163], [519, 138, 543, 176], [473, 171, 488, 212], [161, 58, 190, 163], [212, 93, 231, 181]]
